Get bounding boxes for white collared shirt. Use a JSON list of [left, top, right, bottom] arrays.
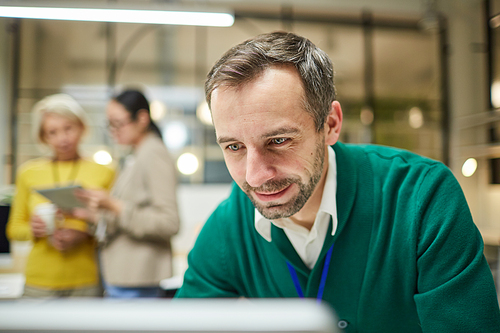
[[255, 146, 338, 269]]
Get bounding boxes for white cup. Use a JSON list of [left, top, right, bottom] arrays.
[[34, 203, 57, 235]]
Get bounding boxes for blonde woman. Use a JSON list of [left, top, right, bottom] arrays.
[[7, 94, 115, 297]]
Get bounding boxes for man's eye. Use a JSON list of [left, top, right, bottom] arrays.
[[227, 144, 240, 151], [271, 138, 287, 145]]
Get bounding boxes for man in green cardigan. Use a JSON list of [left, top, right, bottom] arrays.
[[176, 31, 500, 332]]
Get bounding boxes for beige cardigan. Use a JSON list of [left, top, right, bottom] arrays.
[[100, 133, 180, 286]]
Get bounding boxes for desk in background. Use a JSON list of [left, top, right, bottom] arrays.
[[0, 241, 31, 299]]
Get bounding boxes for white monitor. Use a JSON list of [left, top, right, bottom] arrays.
[[0, 298, 341, 333]]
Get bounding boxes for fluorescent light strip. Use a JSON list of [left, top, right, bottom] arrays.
[[0, 6, 234, 27]]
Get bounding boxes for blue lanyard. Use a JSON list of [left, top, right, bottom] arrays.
[[286, 243, 334, 303]]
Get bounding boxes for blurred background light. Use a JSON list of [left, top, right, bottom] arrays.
[[93, 150, 113, 165], [150, 100, 167, 121], [462, 158, 477, 177], [360, 107, 374, 126], [196, 101, 213, 126], [177, 152, 199, 175], [408, 107, 424, 129], [491, 81, 500, 108], [163, 121, 188, 151], [0, 6, 235, 27]]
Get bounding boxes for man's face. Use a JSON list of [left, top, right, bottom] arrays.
[[211, 65, 334, 220]]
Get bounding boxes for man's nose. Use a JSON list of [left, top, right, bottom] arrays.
[[245, 148, 276, 188]]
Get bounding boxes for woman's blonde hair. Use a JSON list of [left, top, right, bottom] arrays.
[[31, 93, 89, 144]]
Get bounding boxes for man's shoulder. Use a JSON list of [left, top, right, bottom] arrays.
[[335, 142, 455, 194], [339, 142, 444, 171]]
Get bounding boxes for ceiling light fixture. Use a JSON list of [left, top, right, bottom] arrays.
[[0, 5, 234, 27]]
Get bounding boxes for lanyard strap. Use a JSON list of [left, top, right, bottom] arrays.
[[286, 243, 334, 303]]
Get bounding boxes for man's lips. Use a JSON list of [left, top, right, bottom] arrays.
[[253, 184, 293, 202]]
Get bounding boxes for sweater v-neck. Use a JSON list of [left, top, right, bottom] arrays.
[[269, 141, 368, 280]]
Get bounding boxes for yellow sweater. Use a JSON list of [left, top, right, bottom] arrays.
[[7, 157, 115, 289]]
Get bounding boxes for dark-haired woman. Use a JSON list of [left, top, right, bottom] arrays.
[[75, 89, 180, 298]]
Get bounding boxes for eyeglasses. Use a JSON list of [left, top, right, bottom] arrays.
[[106, 119, 133, 131]]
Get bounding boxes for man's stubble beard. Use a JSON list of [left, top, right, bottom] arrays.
[[243, 139, 326, 220]]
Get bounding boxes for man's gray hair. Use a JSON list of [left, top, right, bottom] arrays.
[[205, 31, 336, 132]]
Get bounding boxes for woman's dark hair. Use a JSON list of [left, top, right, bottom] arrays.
[[113, 89, 162, 138]]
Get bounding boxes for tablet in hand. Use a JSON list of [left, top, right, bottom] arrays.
[[35, 185, 85, 210]]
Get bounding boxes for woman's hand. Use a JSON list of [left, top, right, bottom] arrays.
[[70, 207, 98, 224], [74, 189, 122, 215], [30, 215, 47, 238], [50, 228, 89, 252]]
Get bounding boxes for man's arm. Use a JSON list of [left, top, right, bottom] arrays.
[[413, 164, 500, 332], [175, 207, 240, 298]]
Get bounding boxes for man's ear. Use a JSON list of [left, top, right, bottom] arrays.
[[324, 101, 343, 146], [137, 109, 151, 131]]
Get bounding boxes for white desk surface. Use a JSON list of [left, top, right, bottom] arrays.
[[0, 272, 24, 299]]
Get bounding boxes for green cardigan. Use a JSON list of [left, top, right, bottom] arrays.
[[176, 142, 500, 332]]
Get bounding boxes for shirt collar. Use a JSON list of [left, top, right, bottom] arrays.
[[255, 146, 338, 242]]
